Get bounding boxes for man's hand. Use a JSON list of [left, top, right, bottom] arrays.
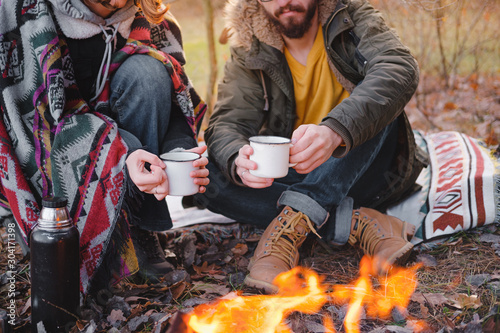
[[126, 149, 169, 200], [290, 124, 343, 174], [234, 145, 274, 188]]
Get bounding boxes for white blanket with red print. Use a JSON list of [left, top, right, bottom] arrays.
[[388, 131, 499, 244]]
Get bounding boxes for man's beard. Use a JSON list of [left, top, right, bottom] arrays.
[[264, 0, 318, 39]]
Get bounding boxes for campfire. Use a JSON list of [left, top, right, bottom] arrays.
[[168, 256, 423, 333]]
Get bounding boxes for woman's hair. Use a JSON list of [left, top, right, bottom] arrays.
[[136, 0, 169, 24]]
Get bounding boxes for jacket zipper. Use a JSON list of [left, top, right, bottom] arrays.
[[349, 30, 368, 68], [324, 4, 364, 84], [348, 30, 360, 45]]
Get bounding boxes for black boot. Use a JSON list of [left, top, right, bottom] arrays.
[[130, 226, 174, 283]]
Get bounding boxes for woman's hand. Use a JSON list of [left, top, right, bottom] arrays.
[[186, 145, 210, 193], [126, 149, 169, 200]]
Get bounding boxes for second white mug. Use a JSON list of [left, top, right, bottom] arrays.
[[249, 136, 294, 178]]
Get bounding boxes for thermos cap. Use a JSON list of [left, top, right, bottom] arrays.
[[38, 196, 72, 229], [42, 196, 68, 208]]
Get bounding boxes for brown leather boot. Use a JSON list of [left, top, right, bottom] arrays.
[[244, 206, 320, 294], [348, 208, 416, 275]]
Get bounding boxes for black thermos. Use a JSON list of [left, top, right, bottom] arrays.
[[30, 197, 80, 332]]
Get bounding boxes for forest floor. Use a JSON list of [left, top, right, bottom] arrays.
[[0, 75, 499, 333]]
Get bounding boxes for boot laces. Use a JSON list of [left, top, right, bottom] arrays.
[[349, 213, 382, 256], [267, 210, 320, 267]]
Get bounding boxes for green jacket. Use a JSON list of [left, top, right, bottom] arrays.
[[206, 0, 428, 209]]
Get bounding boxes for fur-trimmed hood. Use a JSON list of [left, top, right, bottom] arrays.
[[224, 0, 338, 51]]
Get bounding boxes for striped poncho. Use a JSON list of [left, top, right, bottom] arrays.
[[0, 0, 206, 294]]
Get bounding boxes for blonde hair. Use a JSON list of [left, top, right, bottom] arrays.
[[136, 0, 170, 24]]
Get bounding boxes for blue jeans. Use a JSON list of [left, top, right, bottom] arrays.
[[109, 54, 173, 155], [195, 120, 398, 244], [107, 54, 178, 231]]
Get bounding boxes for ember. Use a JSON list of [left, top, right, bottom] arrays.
[[184, 256, 422, 333]]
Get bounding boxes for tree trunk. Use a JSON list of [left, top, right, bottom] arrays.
[[202, 0, 218, 126], [434, 0, 449, 88]]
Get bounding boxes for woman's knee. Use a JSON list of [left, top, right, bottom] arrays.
[[111, 54, 172, 94]]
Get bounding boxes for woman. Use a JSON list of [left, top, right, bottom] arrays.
[[0, 0, 208, 294]]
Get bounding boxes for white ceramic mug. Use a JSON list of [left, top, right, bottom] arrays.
[[160, 151, 201, 196], [249, 136, 295, 178]]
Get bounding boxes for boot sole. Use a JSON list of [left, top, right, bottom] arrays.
[[244, 275, 279, 294], [392, 241, 414, 266], [378, 241, 414, 276], [385, 220, 416, 273]]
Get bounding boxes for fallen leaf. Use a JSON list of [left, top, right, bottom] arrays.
[[124, 296, 150, 303], [405, 319, 433, 333], [145, 308, 156, 316], [127, 314, 148, 331], [479, 234, 500, 243], [193, 261, 222, 276], [411, 292, 448, 307], [466, 273, 491, 287], [446, 293, 482, 309], [75, 320, 88, 330], [171, 281, 188, 300], [220, 291, 240, 300], [191, 281, 231, 296], [20, 297, 31, 315], [107, 309, 126, 325], [231, 243, 248, 256], [443, 102, 458, 110], [419, 303, 430, 318]]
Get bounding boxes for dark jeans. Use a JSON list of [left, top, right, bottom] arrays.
[[107, 55, 176, 231], [195, 120, 398, 244]]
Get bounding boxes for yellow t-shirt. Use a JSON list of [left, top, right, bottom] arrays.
[[284, 27, 350, 130]]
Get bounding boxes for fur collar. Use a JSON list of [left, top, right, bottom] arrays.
[[224, 0, 338, 51]]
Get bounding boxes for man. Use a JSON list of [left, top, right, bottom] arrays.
[[196, 0, 428, 294], [0, 0, 208, 294]]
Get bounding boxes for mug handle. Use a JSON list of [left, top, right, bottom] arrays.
[[288, 142, 296, 167]]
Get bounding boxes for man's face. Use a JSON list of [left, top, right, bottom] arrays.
[[260, 0, 319, 39]]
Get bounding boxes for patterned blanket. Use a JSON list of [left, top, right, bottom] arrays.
[[388, 131, 500, 243], [422, 132, 499, 239], [0, 0, 206, 294]]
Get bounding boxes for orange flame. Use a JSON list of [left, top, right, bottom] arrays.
[[331, 256, 422, 333], [187, 267, 328, 333], [186, 256, 421, 333]]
